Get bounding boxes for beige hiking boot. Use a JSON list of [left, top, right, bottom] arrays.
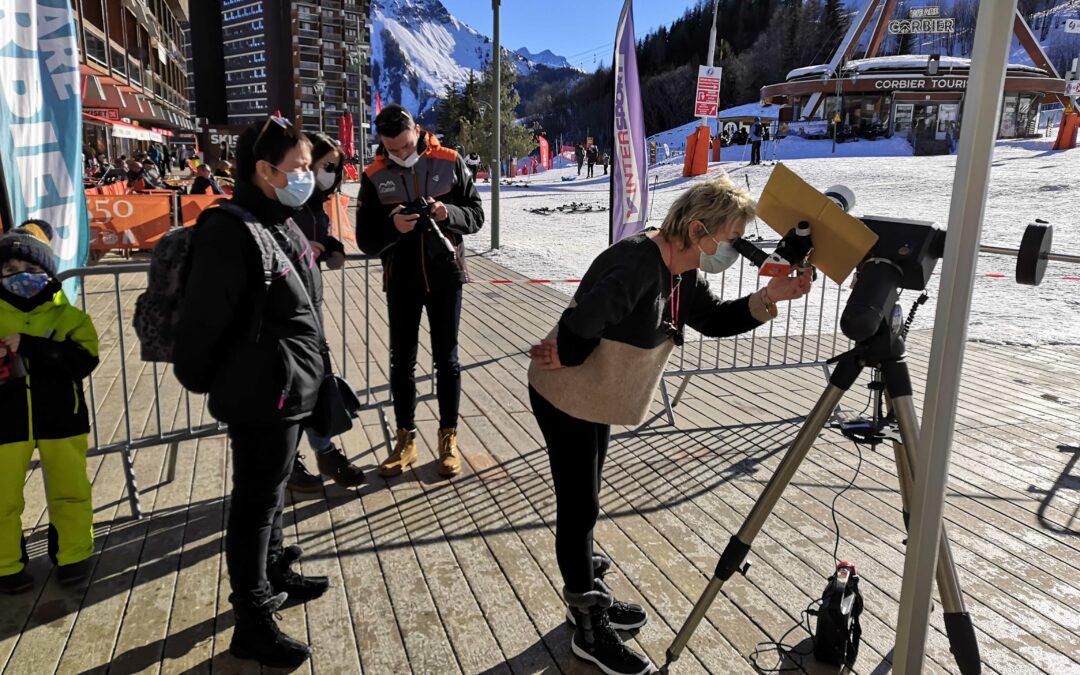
[[379, 428, 417, 477], [437, 428, 462, 478]]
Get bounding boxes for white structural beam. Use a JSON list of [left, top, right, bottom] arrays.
[[893, 0, 1018, 672]]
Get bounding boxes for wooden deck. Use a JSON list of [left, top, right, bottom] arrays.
[[1, 253, 1078, 675]]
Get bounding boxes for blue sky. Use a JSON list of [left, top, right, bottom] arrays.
[[440, 0, 701, 71]]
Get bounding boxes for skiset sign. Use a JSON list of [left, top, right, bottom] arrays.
[[695, 66, 722, 118]]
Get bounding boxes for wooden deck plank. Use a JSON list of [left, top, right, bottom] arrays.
[[316, 419, 413, 675], [672, 368, 1064, 674], [363, 430, 462, 674], [4, 258, 1078, 675]]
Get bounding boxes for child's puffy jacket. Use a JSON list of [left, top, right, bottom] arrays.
[[0, 290, 99, 444]]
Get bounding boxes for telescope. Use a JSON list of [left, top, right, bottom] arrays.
[[665, 183, 1078, 675], [734, 185, 1065, 345]]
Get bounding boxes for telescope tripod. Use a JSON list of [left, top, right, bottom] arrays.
[[662, 322, 981, 674]]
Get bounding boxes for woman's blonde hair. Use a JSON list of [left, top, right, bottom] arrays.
[[659, 176, 756, 248]]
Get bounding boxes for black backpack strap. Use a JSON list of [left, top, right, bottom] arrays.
[[206, 201, 285, 342]]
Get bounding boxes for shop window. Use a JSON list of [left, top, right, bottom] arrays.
[[999, 94, 1018, 138]]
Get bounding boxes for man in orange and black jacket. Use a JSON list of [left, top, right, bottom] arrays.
[[356, 104, 484, 480]]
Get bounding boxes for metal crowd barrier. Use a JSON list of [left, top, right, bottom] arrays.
[[57, 243, 848, 517], [644, 241, 850, 430], [55, 253, 401, 519]]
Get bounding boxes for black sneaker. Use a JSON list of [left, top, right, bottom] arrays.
[[268, 551, 329, 603], [56, 558, 91, 586], [570, 608, 652, 675], [287, 455, 323, 493], [0, 569, 33, 594], [566, 599, 648, 631], [315, 444, 366, 487], [229, 592, 310, 668]]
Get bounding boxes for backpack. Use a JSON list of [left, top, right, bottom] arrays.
[[133, 201, 281, 362]]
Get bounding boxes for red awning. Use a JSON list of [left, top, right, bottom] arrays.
[[82, 112, 164, 142]]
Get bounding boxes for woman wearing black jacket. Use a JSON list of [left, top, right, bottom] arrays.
[[173, 117, 328, 668], [285, 131, 365, 491], [528, 177, 813, 675]]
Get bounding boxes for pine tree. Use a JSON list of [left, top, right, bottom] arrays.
[[458, 55, 535, 168]]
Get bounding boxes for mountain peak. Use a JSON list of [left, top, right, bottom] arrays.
[[516, 47, 577, 71], [370, 0, 575, 117]]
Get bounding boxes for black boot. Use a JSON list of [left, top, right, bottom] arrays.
[[566, 577, 648, 631], [565, 583, 652, 675], [56, 558, 92, 586], [315, 444, 366, 487], [593, 553, 612, 579], [0, 569, 33, 594], [287, 454, 323, 493], [268, 549, 329, 603], [229, 592, 310, 668]]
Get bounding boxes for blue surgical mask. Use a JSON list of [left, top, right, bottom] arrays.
[[699, 239, 741, 275], [269, 165, 315, 207], [1, 271, 52, 298]]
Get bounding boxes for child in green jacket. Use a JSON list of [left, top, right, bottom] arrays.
[[0, 221, 99, 593]]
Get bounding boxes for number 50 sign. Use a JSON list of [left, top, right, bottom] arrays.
[[87, 195, 172, 248]]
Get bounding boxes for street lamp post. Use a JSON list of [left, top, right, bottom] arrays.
[[491, 0, 501, 250], [313, 74, 326, 133]]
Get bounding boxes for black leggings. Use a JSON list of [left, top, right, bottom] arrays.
[[529, 386, 609, 594], [226, 421, 301, 603]]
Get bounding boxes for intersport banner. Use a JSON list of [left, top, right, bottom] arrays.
[[0, 0, 88, 289], [609, 0, 648, 244]]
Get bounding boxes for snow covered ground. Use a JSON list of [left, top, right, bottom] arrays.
[[456, 135, 1079, 347]]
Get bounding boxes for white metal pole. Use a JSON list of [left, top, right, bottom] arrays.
[[705, 0, 719, 67], [700, 0, 720, 131], [491, 0, 501, 250], [892, 1, 1017, 672]]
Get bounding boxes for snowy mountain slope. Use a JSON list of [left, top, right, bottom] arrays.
[[516, 47, 579, 71], [370, 0, 574, 119]]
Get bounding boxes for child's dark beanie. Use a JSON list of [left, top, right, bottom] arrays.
[[0, 220, 57, 277]]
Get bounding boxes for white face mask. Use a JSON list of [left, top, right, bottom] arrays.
[[388, 150, 420, 168], [316, 168, 337, 190], [699, 239, 741, 275]]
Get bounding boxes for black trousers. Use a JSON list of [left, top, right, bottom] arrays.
[[225, 421, 301, 602], [529, 386, 609, 594], [751, 141, 762, 164], [388, 283, 463, 430], [587, 162, 595, 178]]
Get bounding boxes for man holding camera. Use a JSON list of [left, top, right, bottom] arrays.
[[356, 104, 484, 479]]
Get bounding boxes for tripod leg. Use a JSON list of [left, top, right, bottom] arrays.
[[888, 386, 982, 675], [663, 382, 848, 668]]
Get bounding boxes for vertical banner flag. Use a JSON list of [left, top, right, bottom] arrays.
[[538, 136, 550, 169], [610, 0, 648, 244], [0, 0, 88, 293]]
